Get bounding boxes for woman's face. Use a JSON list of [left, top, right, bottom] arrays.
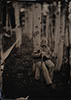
[[41, 45, 47, 51]]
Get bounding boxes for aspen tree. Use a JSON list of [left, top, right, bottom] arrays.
[[32, 4, 41, 51], [49, 3, 54, 49], [52, 2, 57, 51], [27, 6, 33, 40], [54, 2, 61, 56], [64, 3, 69, 47], [14, 2, 22, 48], [24, 8, 28, 37], [65, 20, 69, 47], [56, 2, 65, 70], [0, 34, 3, 65], [42, 3, 47, 37], [48, 4, 52, 48], [46, 4, 49, 45], [68, 1, 71, 66], [0, 34, 3, 89]]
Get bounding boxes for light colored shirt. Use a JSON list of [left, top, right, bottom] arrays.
[[40, 46, 52, 59]]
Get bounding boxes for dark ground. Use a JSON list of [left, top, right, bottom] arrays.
[[2, 36, 70, 100]]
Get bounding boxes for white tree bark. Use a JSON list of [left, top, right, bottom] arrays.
[[64, 4, 69, 47], [65, 24, 69, 47], [46, 4, 49, 44], [0, 34, 3, 89], [24, 7, 33, 39], [24, 9, 28, 36], [56, 6, 65, 70], [52, 2, 57, 51], [32, 4, 41, 51], [14, 3, 22, 48], [42, 3, 47, 37], [49, 4, 54, 49], [27, 6, 33, 39], [54, 2, 61, 56], [68, 1, 71, 66], [0, 34, 3, 65], [47, 4, 52, 48]]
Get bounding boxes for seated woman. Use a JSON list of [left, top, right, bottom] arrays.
[[32, 47, 55, 89], [40, 37, 55, 80]]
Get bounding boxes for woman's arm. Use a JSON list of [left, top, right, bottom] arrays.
[[32, 52, 41, 58]]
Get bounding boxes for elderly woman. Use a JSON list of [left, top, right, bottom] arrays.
[[40, 37, 55, 80], [32, 37, 55, 89]]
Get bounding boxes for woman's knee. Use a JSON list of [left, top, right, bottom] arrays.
[[45, 60, 55, 68], [51, 63, 55, 68], [36, 61, 41, 67]]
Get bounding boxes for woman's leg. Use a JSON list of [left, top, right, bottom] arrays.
[[41, 62, 52, 85], [45, 60, 55, 80], [35, 61, 52, 85], [35, 62, 40, 80]]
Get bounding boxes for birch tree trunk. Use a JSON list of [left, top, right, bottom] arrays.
[[65, 22, 69, 47], [23, 6, 33, 39], [0, 34, 3, 89], [54, 2, 61, 56], [24, 9, 28, 37], [0, 34, 3, 65], [64, 3, 69, 47], [14, 3, 22, 48], [56, 5, 65, 70], [68, 1, 71, 66], [27, 6, 33, 40], [49, 4, 54, 49], [46, 4, 49, 45], [48, 4, 52, 48], [32, 4, 41, 51], [52, 2, 57, 51], [42, 3, 47, 37]]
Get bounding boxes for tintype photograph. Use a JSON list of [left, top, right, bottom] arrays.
[[0, 0, 71, 100]]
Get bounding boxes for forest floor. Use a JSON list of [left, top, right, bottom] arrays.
[[2, 35, 70, 100]]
